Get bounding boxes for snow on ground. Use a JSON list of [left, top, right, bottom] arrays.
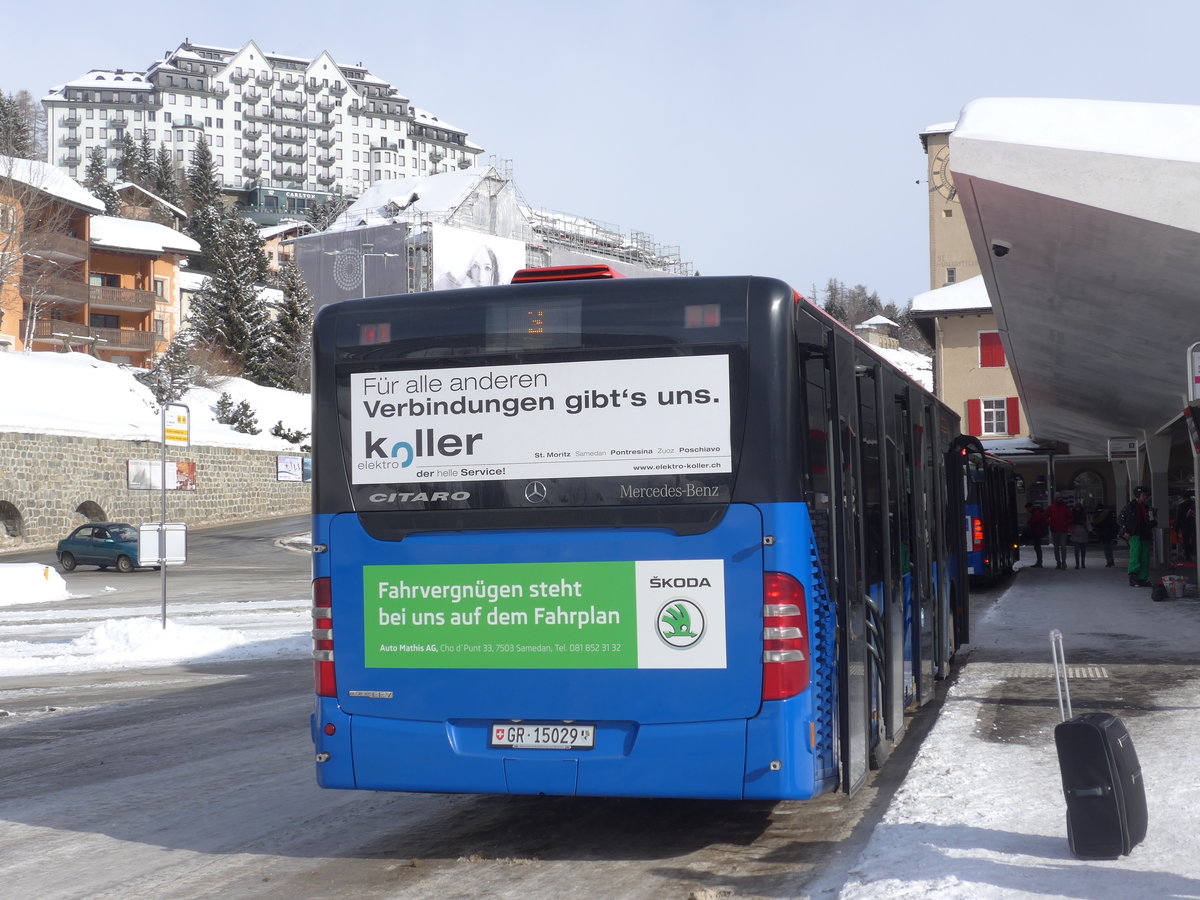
[[0, 557, 309, 677], [0, 350, 309, 449]]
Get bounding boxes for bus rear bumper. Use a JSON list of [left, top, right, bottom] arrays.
[[312, 695, 832, 800]]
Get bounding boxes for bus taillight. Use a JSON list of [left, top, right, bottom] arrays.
[[312, 577, 336, 698], [972, 517, 984, 552], [762, 573, 810, 701]]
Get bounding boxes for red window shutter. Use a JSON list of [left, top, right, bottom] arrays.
[[967, 399, 982, 436], [980, 332, 1006, 367], [1006, 397, 1020, 435]]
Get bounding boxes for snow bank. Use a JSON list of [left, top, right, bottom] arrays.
[[0, 564, 71, 607], [0, 350, 309, 450]]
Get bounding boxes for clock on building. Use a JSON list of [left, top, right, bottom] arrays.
[[930, 145, 959, 203]]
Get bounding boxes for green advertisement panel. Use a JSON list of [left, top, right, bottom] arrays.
[[364, 561, 638, 669]]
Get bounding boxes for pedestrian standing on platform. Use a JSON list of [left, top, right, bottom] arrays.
[[1093, 503, 1118, 567], [1070, 501, 1089, 568], [1047, 494, 1074, 570], [1025, 502, 1047, 567], [1176, 492, 1195, 561], [1119, 487, 1157, 587]]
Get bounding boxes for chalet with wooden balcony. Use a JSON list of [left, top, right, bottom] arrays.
[[78, 217, 200, 367], [1, 156, 104, 353]]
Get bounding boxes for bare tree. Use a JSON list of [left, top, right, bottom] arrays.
[[0, 156, 92, 351]]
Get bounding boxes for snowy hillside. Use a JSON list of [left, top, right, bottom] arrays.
[[0, 351, 310, 450]]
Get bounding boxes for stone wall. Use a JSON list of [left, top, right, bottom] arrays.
[[0, 431, 309, 551]]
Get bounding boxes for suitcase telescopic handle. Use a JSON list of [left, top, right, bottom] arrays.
[[1050, 629, 1074, 722]]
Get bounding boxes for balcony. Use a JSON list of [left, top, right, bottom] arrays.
[[61, 153, 80, 166], [61, 115, 81, 127], [255, 73, 274, 87], [282, 77, 301, 90], [26, 318, 156, 353], [212, 87, 230, 99], [316, 135, 335, 149], [242, 88, 262, 104], [229, 71, 250, 84], [317, 173, 337, 186], [242, 146, 262, 159], [242, 127, 262, 141], [21, 275, 89, 306], [110, 115, 127, 128], [242, 165, 263, 178], [243, 109, 275, 123], [274, 93, 304, 109], [330, 83, 347, 96], [271, 148, 304, 162], [272, 130, 305, 145], [316, 99, 336, 113], [60, 135, 81, 147], [272, 168, 306, 182], [89, 285, 157, 313], [304, 81, 322, 94], [317, 154, 335, 167], [24, 233, 88, 263]]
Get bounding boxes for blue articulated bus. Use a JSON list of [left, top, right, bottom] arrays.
[[310, 271, 970, 800], [959, 437, 1020, 585]]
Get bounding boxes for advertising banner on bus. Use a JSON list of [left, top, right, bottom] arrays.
[[362, 558, 727, 669], [349, 355, 731, 485]]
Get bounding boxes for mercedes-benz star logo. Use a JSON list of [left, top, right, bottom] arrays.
[[524, 481, 548, 503]]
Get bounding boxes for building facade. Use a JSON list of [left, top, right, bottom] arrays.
[[43, 39, 484, 222]]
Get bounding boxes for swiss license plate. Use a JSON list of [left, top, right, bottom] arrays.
[[491, 723, 595, 750]]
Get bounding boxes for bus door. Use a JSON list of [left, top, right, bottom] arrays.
[[828, 331, 869, 796], [911, 401, 937, 705], [881, 372, 908, 744], [855, 356, 898, 762]]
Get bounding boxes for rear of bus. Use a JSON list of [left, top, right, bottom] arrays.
[[310, 275, 835, 800]]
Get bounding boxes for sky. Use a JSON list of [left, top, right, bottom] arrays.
[[8, 1, 1200, 308]]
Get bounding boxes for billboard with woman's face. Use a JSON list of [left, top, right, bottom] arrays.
[[431, 225, 525, 291]]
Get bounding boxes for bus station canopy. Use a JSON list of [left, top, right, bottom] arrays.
[[948, 97, 1200, 457]]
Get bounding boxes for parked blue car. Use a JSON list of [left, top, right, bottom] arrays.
[[57, 522, 142, 573]]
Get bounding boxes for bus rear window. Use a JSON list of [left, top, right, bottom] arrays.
[[332, 279, 746, 358]]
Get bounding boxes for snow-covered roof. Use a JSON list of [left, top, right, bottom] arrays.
[[412, 108, 466, 135], [89, 216, 201, 255], [258, 221, 313, 241], [53, 70, 153, 90], [920, 120, 957, 136], [957, 97, 1200, 165], [113, 182, 187, 219], [0, 156, 105, 212], [870, 344, 933, 391], [324, 166, 496, 232], [911, 274, 992, 314], [856, 314, 900, 329]]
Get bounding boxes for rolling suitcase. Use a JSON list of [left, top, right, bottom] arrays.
[[1051, 630, 1148, 858]]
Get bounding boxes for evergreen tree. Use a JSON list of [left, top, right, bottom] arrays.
[[214, 391, 261, 434], [186, 133, 222, 215], [82, 145, 120, 215], [136, 333, 195, 403], [306, 195, 352, 231], [153, 143, 185, 209], [267, 261, 314, 391], [0, 91, 35, 159], [116, 132, 139, 184], [187, 214, 273, 383], [136, 131, 156, 187]]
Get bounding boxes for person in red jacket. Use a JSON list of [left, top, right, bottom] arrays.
[[1046, 494, 1075, 570]]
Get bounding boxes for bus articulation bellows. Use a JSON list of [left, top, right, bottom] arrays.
[[310, 273, 970, 800]]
